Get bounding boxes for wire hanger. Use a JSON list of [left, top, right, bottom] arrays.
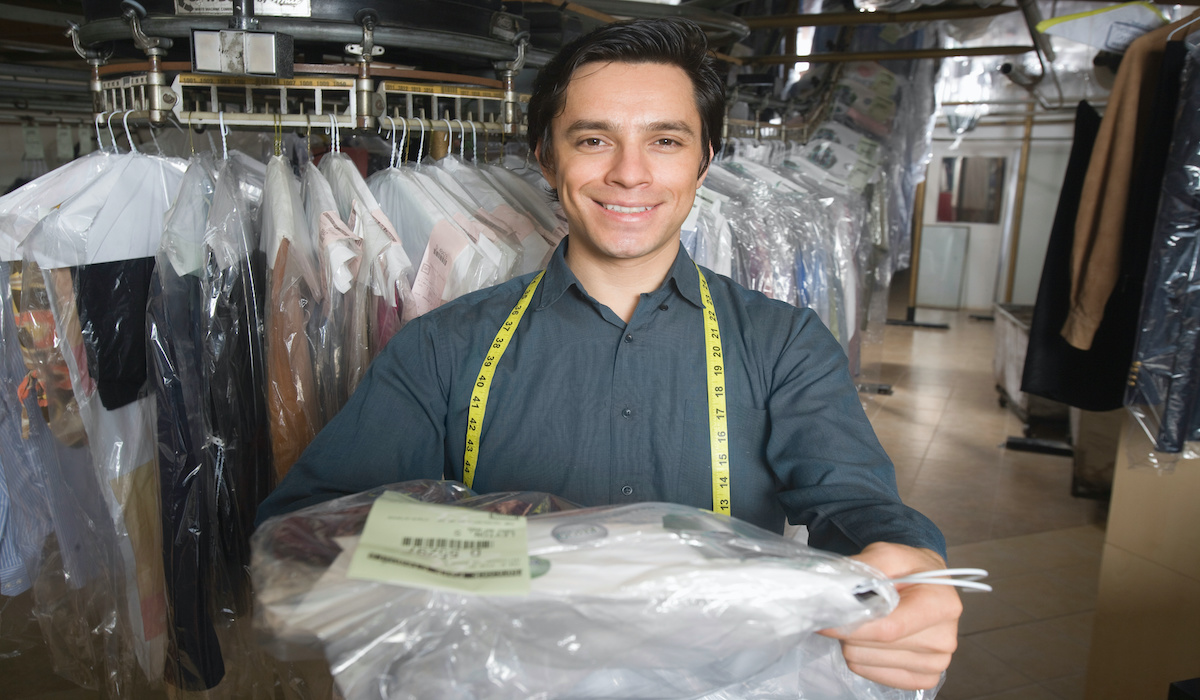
[[1168, 10, 1200, 42]]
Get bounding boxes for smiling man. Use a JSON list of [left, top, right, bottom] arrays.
[[257, 18, 960, 691]]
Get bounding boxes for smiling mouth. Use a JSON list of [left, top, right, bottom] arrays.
[[601, 203, 655, 214]]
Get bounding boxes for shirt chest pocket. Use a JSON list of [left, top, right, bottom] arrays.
[[668, 399, 771, 507]]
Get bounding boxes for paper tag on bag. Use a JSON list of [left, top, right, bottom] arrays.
[[348, 492, 531, 596]]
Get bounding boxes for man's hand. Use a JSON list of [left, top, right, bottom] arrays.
[[818, 542, 962, 691]]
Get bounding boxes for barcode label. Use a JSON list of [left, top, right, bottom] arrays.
[[402, 537, 492, 550]]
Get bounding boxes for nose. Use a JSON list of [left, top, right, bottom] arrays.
[[604, 144, 652, 189]]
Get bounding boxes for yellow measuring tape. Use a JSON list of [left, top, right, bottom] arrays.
[[697, 263, 731, 515], [464, 265, 731, 515], [463, 271, 543, 489]]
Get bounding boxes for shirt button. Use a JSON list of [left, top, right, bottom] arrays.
[[659, 304, 669, 311], [622, 485, 634, 496], [624, 333, 633, 343], [621, 408, 632, 418]]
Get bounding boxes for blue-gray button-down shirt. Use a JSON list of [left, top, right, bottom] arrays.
[[257, 240, 945, 558]]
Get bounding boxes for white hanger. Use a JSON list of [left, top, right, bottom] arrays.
[[1168, 10, 1200, 41], [452, 119, 466, 159], [94, 112, 107, 152], [441, 117, 454, 160], [122, 110, 139, 154], [105, 111, 118, 153], [384, 116, 399, 168], [218, 111, 230, 160], [415, 117, 427, 167]]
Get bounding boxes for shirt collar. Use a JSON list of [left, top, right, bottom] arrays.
[[535, 236, 705, 311]]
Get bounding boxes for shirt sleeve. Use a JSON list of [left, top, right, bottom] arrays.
[[767, 310, 946, 559], [254, 314, 450, 525]]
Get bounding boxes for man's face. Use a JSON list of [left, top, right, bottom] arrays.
[[538, 61, 710, 266]]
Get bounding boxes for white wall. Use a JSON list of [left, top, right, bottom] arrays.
[[1012, 141, 1072, 304], [920, 118, 1076, 312]]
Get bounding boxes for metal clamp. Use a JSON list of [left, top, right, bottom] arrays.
[[495, 34, 528, 136]]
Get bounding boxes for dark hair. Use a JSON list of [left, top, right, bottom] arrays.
[[527, 18, 725, 178]]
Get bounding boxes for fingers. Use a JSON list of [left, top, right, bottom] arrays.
[[841, 656, 946, 692], [821, 582, 962, 644]]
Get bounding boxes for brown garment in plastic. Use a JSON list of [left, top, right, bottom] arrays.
[[1062, 12, 1200, 350], [267, 237, 320, 482]]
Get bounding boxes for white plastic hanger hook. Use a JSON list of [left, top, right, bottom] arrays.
[[218, 111, 229, 160], [441, 118, 453, 159], [416, 118, 426, 167], [94, 112, 107, 152], [327, 113, 339, 152], [397, 116, 408, 166], [452, 119, 466, 159], [105, 111, 118, 153], [384, 116, 398, 169], [468, 120, 478, 162], [889, 568, 992, 593], [122, 110, 139, 154]]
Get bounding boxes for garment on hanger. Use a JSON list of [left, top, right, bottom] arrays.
[[262, 155, 321, 482], [1023, 103, 1129, 411], [1062, 12, 1200, 350], [0, 260, 124, 693], [22, 142, 190, 687], [320, 152, 413, 362], [302, 161, 361, 414], [148, 152, 272, 690], [1126, 43, 1200, 452], [368, 165, 502, 321], [434, 155, 552, 273]]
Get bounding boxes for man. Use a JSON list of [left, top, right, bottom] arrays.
[[257, 18, 960, 691]]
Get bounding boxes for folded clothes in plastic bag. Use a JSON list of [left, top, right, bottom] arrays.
[[252, 480, 936, 700]]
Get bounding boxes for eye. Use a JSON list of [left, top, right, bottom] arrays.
[[656, 138, 681, 147], [579, 137, 604, 147]]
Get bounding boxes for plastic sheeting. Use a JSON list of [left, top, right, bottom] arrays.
[[1126, 40, 1200, 460], [148, 152, 275, 693], [253, 480, 938, 700]]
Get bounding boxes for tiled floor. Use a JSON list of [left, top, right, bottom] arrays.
[[864, 297, 1109, 700], [1, 294, 1111, 700]]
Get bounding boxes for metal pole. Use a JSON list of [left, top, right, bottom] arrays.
[[907, 177, 927, 322], [1004, 102, 1036, 303], [743, 4, 1015, 29], [750, 45, 1033, 65]]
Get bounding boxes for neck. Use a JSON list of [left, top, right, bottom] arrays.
[[564, 239, 679, 323]]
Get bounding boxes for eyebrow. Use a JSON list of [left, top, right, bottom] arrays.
[[563, 119, 696, 136]]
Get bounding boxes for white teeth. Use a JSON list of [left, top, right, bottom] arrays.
[[603, 204, 652, 214]]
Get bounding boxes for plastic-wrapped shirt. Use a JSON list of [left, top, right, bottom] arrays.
[[253, 481, 934, 700]]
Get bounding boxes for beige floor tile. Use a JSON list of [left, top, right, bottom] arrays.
[[938, 637, 1034, 699], [969, 615, 1092, 682], [1039, 674, 1086, 700], [988, 572, 1096, 620], [971, 684, 1061, 700], [957, 588, 1037, 635]]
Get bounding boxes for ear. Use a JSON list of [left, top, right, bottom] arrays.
[[696, 144, 715, 189], [535, 143, 558, 189]]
